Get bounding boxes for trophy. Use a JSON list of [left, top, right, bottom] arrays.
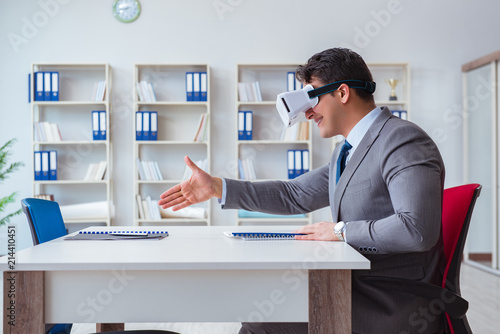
[[386, 79, 399, 101]]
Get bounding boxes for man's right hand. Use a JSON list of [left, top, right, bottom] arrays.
[[158, 156, 222, 211]]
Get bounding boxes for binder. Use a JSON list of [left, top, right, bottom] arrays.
[[28, 73, 31, 102], [99, 111, 106, 140], [287, 150, 295, 179], [136, 111, 143, 140], [41, 151, 50, 180], [92, 111, 100, 140], [49, 150, 57, 180], [143, 111, 150, 140], [186, 72, 193, 101], [287, 72, 295, 91], [245, 111, 253, 140], [224, 231, 305, 240], [51, 72, 59, 101], [302, 150, 309, 174], [200, 72, 207, 101], [294, 150, 303, 178], [295, 77, 303, 90], [34, 151, 42, 180], [400, 110, 408, 120], [238, 111, 245, 140], [150, 111, 158, 141], [43, 72, 51, 101], [35, 72, 44, 101], [193, 72, 201, 101]]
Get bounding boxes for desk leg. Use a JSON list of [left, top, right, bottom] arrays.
[[96, 323, 125, 332], [309, 269, 351, 334], [3, 271, 45, 334]]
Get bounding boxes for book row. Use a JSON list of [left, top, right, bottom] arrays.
[[34, 150, 57, 180], [135, 111, 158, 140], [136, 80, 157, 102], [34, 121, 62, 142], [238, 81, 262, 102], [288, 149, 310, 179], [83, 161, 107, 181], [237, 111, 253, 140], [186, 72, 208, 102], [136, 158, 163, 181]]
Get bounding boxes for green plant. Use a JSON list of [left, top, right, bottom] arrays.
[[0, 139, 24, 226]]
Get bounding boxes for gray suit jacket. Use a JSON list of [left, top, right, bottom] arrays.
[[224, 107, 446, 334]]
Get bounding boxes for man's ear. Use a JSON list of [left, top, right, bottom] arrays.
[[337, 83, 350, 103]]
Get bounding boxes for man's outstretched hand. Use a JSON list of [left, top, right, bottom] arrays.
[[158, 156, 222, 211]]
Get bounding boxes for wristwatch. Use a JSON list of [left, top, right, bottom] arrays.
[[334, 221, 347, 241]]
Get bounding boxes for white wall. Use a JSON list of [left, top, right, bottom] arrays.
[[1, 0, 499, 251]]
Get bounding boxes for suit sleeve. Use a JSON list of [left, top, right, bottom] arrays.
[[345, 124, 445, 254], [223, 164, 330, 215]]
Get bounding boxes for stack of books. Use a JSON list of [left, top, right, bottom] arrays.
[[136, 194, 161, 220], [34, 122, 62, 142], [238, 159, 256, 180], [83, 161, 107, 181], [91, 81, 106, 101], [193, 114, 209, 142], [281, 121, 309, 141], [136, 158, 163, 181], [182, 158, 208, 180], [136, 81, 157, 102], [238, 82, 262, 102]]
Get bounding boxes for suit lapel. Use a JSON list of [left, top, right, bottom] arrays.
[[332, 107, 393, 221]]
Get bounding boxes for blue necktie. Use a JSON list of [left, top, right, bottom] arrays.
[[336, 140, 352, 183]]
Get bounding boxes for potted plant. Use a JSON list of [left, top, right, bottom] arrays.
[[0, 139, 24, 226]]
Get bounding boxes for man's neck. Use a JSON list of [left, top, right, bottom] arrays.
[[341, 101, 377, 138]]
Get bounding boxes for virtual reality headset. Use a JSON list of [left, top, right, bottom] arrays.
[[276, 79, 376, 127]]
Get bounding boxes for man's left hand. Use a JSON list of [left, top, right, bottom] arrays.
[[294, 221, 341, 241]]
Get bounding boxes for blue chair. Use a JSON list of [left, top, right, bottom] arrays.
[[21, 198, 180, 334]]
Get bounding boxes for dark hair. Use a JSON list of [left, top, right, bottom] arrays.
[[296, 47, 374, 102]]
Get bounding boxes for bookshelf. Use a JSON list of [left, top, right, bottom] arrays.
[[30, 63, 113, 226], [235, 64, 313, 226], [133, 64, 211, 226], [332, 62, 411, 148]]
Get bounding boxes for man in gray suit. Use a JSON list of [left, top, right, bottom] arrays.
[[159, 48, 446, 334]]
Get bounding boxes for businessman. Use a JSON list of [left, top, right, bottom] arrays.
[[159, 48, 446, 334]]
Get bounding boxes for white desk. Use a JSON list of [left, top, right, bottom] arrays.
[[2, 226, 369, 333]]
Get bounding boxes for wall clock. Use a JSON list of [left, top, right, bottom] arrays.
[[113, 0, 141, 23]]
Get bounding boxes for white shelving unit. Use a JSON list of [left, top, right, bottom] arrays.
[[30, 63, 113, 226], [332, 62, 411, 149], [235, 64, 313, 226], [133, 64, 211, 226]]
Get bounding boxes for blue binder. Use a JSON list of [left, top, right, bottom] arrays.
[[150, 111, 158, 141], [200, 72, 207, 101], [238, 111, 245, 140], [41, 151, 50, 180], [186, 72, 193, 101], [294, 150, 303, 178], [51, 72, 59, 101], [49, 150, 57, 180], [35, 72, 44, 101], [92, 111, 100, 140], [142, 111, 150, 140], [99, 111, 106, 140], [43, 72, 51, 101], [136, 111, 143, 140], [287, 150, 295, 179], [244, 111, 253, 140], [302, 150, 309, 174], [34, 151, 42, 180], [193, 72, 201, 101]]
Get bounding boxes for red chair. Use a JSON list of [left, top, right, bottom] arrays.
[[363, 183, 482, 334]]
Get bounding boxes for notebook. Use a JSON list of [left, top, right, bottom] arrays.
[[64, 230, 169, 240], [223, 231, 305, 241]]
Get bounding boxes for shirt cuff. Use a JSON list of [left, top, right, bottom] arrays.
[[218, 178, 227, 206]]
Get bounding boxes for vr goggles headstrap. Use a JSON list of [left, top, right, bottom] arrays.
[[307, 79, 376, 98]]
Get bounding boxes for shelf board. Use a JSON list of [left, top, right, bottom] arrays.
[[237, 101, 275, 106], [238, 140, 310, 145], [136, 101, 208, 106], [34, 141, 108, 145], [32, 101, 108, 106], [137, 180, 184, 184], [35, 180, 109, 185], [136, 140, 207, 145]]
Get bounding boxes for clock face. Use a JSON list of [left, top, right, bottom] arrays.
[[113, 0, 141, 23]]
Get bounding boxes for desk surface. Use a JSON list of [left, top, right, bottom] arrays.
[[1, 226, 369, 271]]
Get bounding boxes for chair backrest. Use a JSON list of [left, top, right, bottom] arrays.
[[441, 184, 481, 291], [21, 198, 68, 245]]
